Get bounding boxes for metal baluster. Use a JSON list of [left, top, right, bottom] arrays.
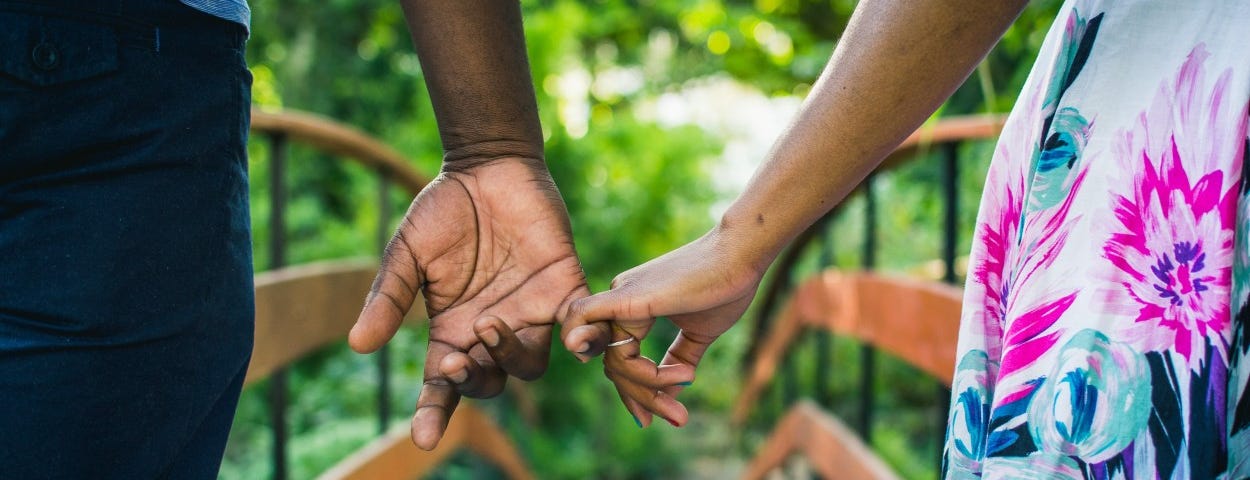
[[376, 168, 392, 436], [937, 142, 961, 474], [778, 263, 798, 411], [780, 343, 798, 409], [859, 173, 877, 443], [815, 227, 835, 408], [266, 132, 289, 480]]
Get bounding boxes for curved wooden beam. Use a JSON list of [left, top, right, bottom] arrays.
[[317, 404, 534, 480], [741, 401, 902, 480], [742, 114, 1003, 367], [733, 271, 962, 425], [885, 113, 1006, 165], [246, 111, 536, 478], [250, 108, 430, 195], [246, 259, 428, 386]]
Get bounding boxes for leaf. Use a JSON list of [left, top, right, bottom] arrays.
[[1060, 13, 1103, 94], [1187, 341, 1227, 479], [1000, 294, 1076, 378], [1145, 351, 1184, 477]]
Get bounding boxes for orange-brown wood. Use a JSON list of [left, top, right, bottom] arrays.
[[317, 404, 534, 480], [733, 300, 805, 423], [741, 401, 902, 480], [740, 114, 1002, 371], [250, 108, 430, 195], [248, 111, 536, 478], [246, 259, 428, 386], [733, 271, 962, 425], [879, 114, 1007, 171], [796, 272, 964, 382], [895, 114, 1006, 151]]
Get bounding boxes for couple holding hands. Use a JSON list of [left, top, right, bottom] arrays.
[[354, 1, 1250, 477], [5, 0, 1243, 477], [347, 0, 1017, 454]]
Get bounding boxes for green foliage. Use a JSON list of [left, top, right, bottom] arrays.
[[224, 0, 1064, 478]]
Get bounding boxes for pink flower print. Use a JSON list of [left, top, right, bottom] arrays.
[[1102, 45, 1243, 368], [1104, 148, 1234, 364]]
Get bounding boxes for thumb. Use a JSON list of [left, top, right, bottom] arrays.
[[350, 232, 424, 354]]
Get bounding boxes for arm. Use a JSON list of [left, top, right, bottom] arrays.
[[398, 0, 543, 165], [723, 0, 1030, 270], [349, 0, 605, 450], [562, 0, 1030, 426]]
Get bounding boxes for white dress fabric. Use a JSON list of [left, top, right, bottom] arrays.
[[941, 1, 1250, 478]]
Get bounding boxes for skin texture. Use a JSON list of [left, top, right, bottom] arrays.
[[348, 0, 608, 451], [563, 0, 1031, 426]]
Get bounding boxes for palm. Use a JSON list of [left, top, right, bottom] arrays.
[[351, 158, 590, 450], [665, 293, 754, 347], [416, 161, 586, 370]]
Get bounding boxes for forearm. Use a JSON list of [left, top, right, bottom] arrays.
[[719, 0, 1027, 271], [400, 0, 544, 166]]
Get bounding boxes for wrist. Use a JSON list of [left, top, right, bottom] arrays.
[[440, 147, 546, 175], [708, 210, 779, 280]]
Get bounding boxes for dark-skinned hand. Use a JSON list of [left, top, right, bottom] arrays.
[[349, 157, 608, 450]]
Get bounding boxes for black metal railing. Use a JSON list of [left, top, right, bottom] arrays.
[[740, 115, 1005, 478], [249, 109, 429, 480], [259, 130, 399, 480]]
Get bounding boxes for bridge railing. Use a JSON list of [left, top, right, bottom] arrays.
[[241, 108, 533, 480], [736, 114, 1006, 479]]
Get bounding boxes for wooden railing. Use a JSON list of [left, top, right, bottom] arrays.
[[242, 109, 1004, 478], [742, 401, 901, 480], [737, 114, 1006, 478], [246, 108, 534, 479]]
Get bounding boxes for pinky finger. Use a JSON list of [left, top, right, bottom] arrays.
[[616, 387, 653, 428], [605, 370, 689, 426]]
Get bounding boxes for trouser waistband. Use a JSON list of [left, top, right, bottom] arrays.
[[0, 0, 246, 51]]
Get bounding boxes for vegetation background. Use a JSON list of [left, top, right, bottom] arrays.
[[220, 1, 1063, 478]]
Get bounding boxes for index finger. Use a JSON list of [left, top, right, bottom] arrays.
[[411, 340, 461, 450], [411, 380, 460, 451]]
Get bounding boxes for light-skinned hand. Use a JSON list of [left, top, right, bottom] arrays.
[[562, 226, 765, 427]]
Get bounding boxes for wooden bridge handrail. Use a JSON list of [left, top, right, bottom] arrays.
[[884, 113, 1006, 168], [248, 259, 538, 479], [246, 259, 429, 387], [741, 114, 1003, 368], [250, 108, 430, 196], [741, 400, 902, 480], [733, 271, 962, 425], [318, 404, 534, 480], [245, 110, 537, 479]]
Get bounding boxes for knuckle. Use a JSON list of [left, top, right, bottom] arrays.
[[564, 302, 586, 323]]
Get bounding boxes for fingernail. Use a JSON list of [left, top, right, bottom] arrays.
[[632, 415, 643, 428], [480, 327, 500, 347], [677, 381, 693, 387], [576, 342, 590, 354], [447, 369, 468, 384], [664, 417, 680, 427]]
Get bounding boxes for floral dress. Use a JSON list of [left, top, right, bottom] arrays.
[[942, 1, 1250, 478]]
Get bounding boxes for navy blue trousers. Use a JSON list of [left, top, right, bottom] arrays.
[[0, 1, 253, 478]]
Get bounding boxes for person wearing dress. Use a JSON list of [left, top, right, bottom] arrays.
[[561, 1, 1250, 477]]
